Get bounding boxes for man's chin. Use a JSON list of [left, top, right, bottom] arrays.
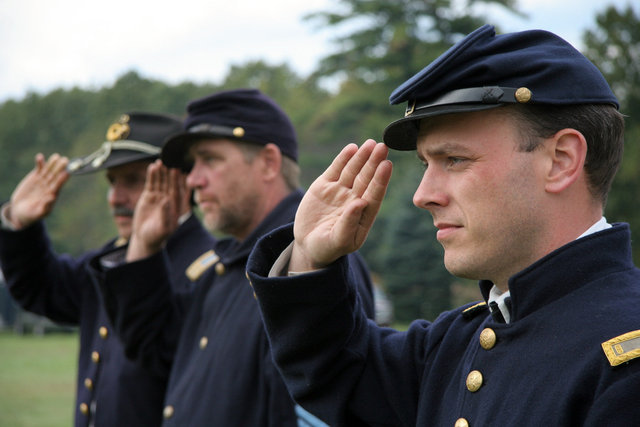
[[113, 218, 132, 239]]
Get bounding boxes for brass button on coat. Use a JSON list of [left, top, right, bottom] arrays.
[[199, 336, 208, 349], [466, 370, 483, 392], [99, 326, 108, 339], [91, 351, 100, 364], [479, 328, 497, 350], [84, 378, 93, 390], [215, 263, 226, 275], [163, 405, 175, 419], [79, 402, 89, 415], [455, 418, 469, 427]]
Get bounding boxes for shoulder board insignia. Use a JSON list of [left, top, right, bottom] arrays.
[[602, 330, 640, 366], [186, 249, 219, 281], [461, 301, 488, 320]]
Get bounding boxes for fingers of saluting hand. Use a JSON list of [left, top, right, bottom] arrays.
[[351, 140, 390, 198], [146, 160, 167, 193], [168, 168, 184, 208], [324, 139, 390, 197], [325, 139, 378, 191], [38, 153, 69, 189], [359, 147, 392, 228]]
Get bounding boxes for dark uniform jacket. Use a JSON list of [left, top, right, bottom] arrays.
[[0, 214, 215, 427], [89, 190, 375, 426], [247, 223, 640, 426]]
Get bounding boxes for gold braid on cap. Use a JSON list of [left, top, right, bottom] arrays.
[[67, 140, 161, 171]]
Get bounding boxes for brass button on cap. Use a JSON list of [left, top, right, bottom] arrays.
[[84, 378, 93, 390], [79, 402, 89, 415], [215, 263, 225, 275], [99, 326, 108, 339], [91, 351, 100, 364], [233, 127, 245, 138], [199, 336, 208, 349], [479, 328, 497, 350], [515, 87, 532, 103], [163, 405, 175, 419], [455, 418, 469, 427], [466, 370, 483, 392]]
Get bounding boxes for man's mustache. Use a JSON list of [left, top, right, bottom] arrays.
[[111, 206, 134, 217]]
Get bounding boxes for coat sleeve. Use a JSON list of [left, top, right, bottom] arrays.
[[247, 224, 425, 426], [584, 368, 640, 425], [0, 221, 86, 324]]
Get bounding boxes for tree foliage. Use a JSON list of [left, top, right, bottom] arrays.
[[306, 0, 522, 89], [583, 3, 640, 263]]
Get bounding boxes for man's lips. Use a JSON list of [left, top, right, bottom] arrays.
[[435, 223, 462, 240]]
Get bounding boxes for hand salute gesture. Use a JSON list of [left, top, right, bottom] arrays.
[[6, 153, 70, 229], [290, 139, 392, 272], [127, 160, 188, 262]]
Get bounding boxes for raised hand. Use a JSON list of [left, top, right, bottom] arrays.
[[126, 160, 185, 262], [289, 139, 392, 272], [7, 153, 70, 229]]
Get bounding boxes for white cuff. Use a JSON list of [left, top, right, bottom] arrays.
[[0, 203, 18, 231], [268, 242, 295, 277]]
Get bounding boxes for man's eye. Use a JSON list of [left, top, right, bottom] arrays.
[[447, 157, 466, 166]]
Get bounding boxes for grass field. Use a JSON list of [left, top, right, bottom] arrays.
[[0, 331, 78, 427]]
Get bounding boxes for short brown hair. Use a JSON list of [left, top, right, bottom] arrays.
[[505, 104, 625, 206], [236, 141, 300, 191]]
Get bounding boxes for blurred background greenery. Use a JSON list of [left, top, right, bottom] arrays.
[[0, 332, 77, 427]]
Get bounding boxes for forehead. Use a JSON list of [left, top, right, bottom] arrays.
[[416, 108, 519, 151]]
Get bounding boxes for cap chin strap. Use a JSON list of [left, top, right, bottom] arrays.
[[67, 140, 161, 172]]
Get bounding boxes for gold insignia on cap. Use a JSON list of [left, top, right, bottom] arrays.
[[186, 249, 219, 281], [602, 330, 640, 366], [106, 122, 130, 141], [233, 127, 245, 138], [515, 87, 532, 103]]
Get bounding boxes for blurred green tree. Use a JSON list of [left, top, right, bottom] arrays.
[[583, 3, 640, 264]]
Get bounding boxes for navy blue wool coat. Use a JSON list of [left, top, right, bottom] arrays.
[[0, 214, 215, 426], [90, 190, 375, 426], [248, 223, 640, 426]]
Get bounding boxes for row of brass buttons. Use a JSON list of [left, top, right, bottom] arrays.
[[80, 325, 109, 417], [457, 328, 497, 426], [161, 262, 228, 420]]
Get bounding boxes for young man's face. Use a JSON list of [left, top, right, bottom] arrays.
[[106, 160, 151, 240], [186, 139, 262, 240], [413, 108, 549, 287]]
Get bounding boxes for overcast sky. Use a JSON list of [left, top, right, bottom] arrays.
[[0, 0, 631, 103]]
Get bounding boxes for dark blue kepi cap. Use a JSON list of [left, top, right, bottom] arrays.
[[162, 88, 298, 171], [383, 25, 619, 151]]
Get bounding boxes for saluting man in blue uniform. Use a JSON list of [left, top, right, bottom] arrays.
[[0, 112, 215, 426], [246, 25, 640, 426], [88, 89, 375, 426]]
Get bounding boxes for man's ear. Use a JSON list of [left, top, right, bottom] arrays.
[[544, 128, 587, 194], [259, 143, 282, 181]]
